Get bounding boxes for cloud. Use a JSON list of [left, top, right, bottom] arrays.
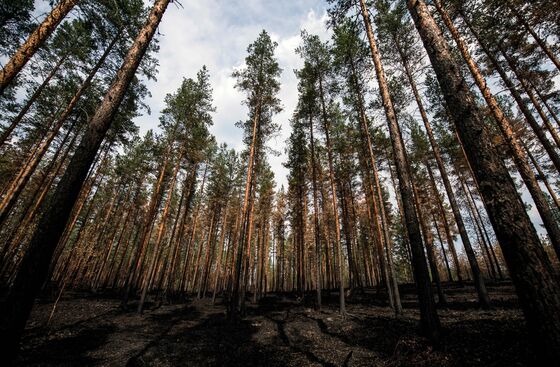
[[135, 0, 330, 188]]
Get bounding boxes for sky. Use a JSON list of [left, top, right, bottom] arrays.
[[24, 0, 551, 238], [134, 0, 333, 188]]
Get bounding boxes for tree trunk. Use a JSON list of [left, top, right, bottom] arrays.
[[459, 176, 497, 280], [434, 0, 560, 259], [398, 32, 483, 289], [309, 114, 322, 309], [0, 32, 119, 227], [507, 2, 560, 72], [318, 74, 346, 316], [1, 121, 79, 261], [162, 165, 198, 291], [350, 51, 400, 310], [230, 98, 261, 317], [212, 204, 230, 304], [359, 0, 440, 340], [424, 162, 460, 282], [0, 0, 78, 94], [386, 151, 414, 283], [138, 151, 182, 313], [432, 212, 453, 282], [240, 176, 257, 315], [522, 140, 560, 209], [0, 0, 171, 360], [458, 11, 560, 173], [0, 54, 67, 146], [412, 183, 446, 305], [461, 175, 504, 280], [198, 208, 219, 299], [408, 0, 560, 359]]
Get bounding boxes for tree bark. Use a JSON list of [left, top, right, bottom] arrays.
[[0, 0, 78, 94], [0, 0, 170, 360], [408, 0, 560, 359], [434, 0, 560, 259], [359, 0, 440, 340], [318, 74, 346, 315]]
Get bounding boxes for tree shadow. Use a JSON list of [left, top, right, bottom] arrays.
[[440, 318, 532, 366], [18, 324, 118, 366], [303, 311, 418, 359], [266, 314, 338, 367], [24, 307, 120, 336], [126, 312, 261, 366], [305, 311, 531, 366], [19, 304, 199, 366]]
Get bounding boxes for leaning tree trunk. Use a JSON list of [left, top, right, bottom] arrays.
[[424, 162, 460, 282], [431, 212, 453, 281], [434, 0, 560, 259], [397, 36, 481, 289], [349, 52, 400, 311], [458, 12, 560, 173], [138, 151, 183, 313], [506, 1, 560, 72], [412, 183, 446, 305], [0, 54, 67, 146], [359, 0, 440, 341], [408, 0, 560, 360], [522, 140, 560, 209], [211, 204, 230, 304], [461, 175, 504, 280], [0, 0, 171, 361], [0, 32, 119, 227], [0, 0, 78, 94]]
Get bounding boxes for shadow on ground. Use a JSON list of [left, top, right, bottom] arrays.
[[17, 282, 533, 366]]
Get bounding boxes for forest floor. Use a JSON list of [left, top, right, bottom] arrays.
[[17, 282, 534, 366]]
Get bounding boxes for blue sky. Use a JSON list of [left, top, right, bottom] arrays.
[[135, 0, 332, 188]]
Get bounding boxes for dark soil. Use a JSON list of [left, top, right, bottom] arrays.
[[16, 282, 535, 366]]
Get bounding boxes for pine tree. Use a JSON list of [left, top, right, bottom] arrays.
[[0, 0, 78, 94], [408, 0, 560, 359], [352, 0, 440, 340], [0, 0, 172, 360], [229, 30, 282, 317]]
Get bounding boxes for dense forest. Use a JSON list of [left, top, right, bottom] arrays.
[[0, 0, 559, 365]]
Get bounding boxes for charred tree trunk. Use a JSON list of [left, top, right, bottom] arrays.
[[408, 0, 560, 359], [359, 0, 440, 340], [0, 1, 171, 360], [434, 0, 560, 259]]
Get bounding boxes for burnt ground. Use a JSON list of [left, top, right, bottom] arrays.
[[16, 282, 535, 366]]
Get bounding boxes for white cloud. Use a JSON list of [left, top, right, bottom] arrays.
[[135, 0, 330, 188]]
